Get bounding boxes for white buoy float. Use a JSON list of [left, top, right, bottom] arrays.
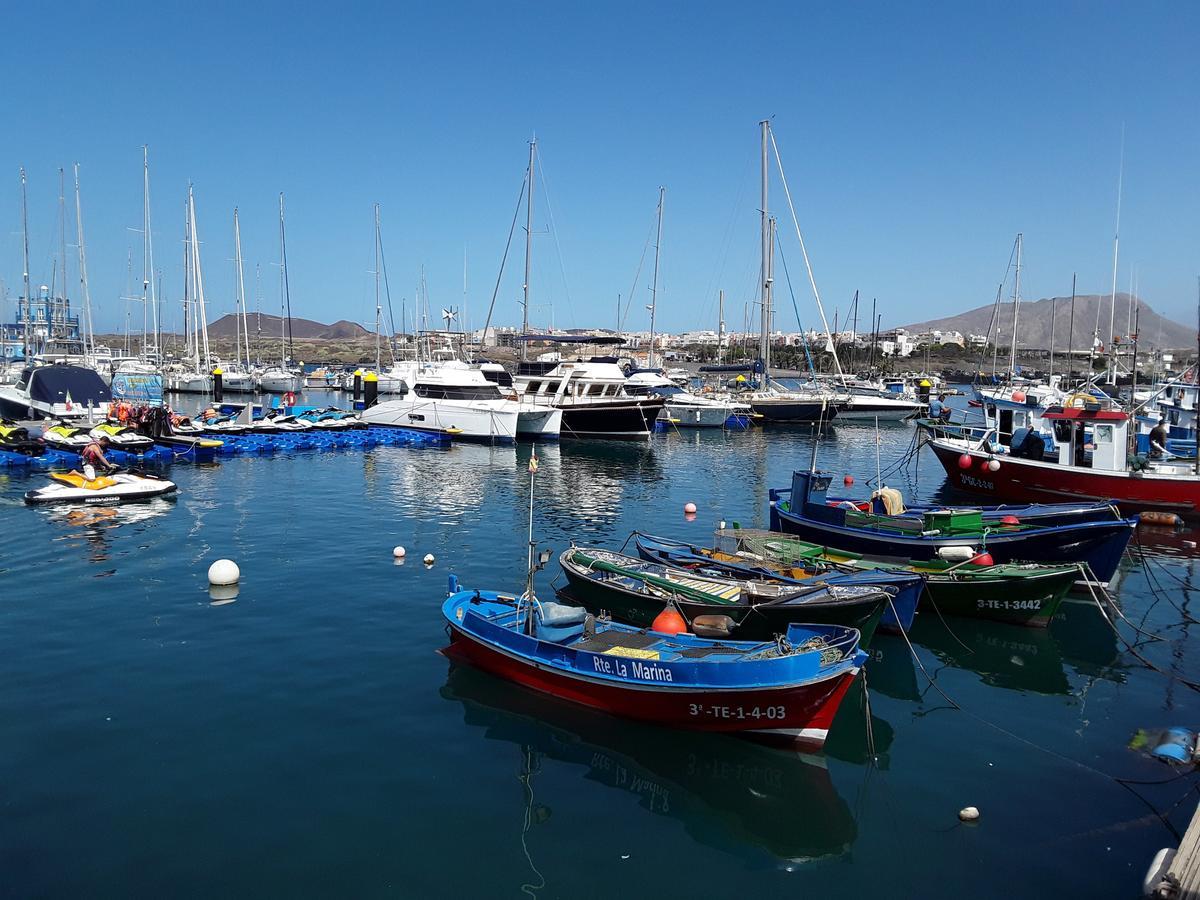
[[208, 559, 240, 586], [393, 546, 407, 559], [958, 806, 980, 823], [684, 502, 697, 514], [423, 553, 436, 566]]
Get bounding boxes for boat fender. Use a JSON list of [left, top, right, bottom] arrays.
[[1130, 727, 1199, 765], [1139, 511, 1183, 528], [447, 574, 459, 595], [999, 515, 1020, 526], [691, 614, 735, 639], [970, 552, 994, 567], [957, 453, 973, 470], [937, 546, 977, 562]]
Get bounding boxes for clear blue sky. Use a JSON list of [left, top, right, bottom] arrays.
[[3, 1, 1198, 338]]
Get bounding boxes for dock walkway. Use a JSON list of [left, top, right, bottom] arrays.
[[1147, 799, 1200, 898]]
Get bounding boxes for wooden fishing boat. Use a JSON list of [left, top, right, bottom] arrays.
[[633, 531, 1077, 628], [770, 471, 1136, 586], [442, 583, 867, 749], [557, 546, 892, 645]]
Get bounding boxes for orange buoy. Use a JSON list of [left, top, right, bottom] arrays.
[[844, 475, 854, 486], [1012, 391, 1026, 402], [652, 604, 688, 635], [999, 515, 1020, 526]]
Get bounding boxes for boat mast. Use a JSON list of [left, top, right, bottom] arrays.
[[1049, 291, 1057, 377], [1107, 125, 1125, 385], [278, 193, 288, 369], [1195, 276, 1199, 476], [647, 186, 664, 369], [374, 202, 382, 371], [57, 168, 68, 353], [718, 289, 725, 366], [143, 146, 158, 361], [521, 139, 536, 361], [183, 197, 193, 366], [20, 168, 30, 361], [73, 164, 95, 358], [188, 186, 211, 372], [1008, 233, 1022, 379], [234, 208, 250, 371], [759, 119, 770, 382]]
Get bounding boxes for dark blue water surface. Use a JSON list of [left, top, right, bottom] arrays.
[[3, 392, 1199, 898]]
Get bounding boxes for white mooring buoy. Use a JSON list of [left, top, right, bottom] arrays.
[[958, 806, 980, 823], [423, 553, 436, 566], [208, 559, 240, 586], [393, 546, 407, 559]]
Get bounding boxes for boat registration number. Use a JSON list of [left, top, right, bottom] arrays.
[[688, 704, 786, 721], [976, 599, 1041, 611]]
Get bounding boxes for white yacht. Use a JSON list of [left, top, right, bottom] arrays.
[[624, 370, 752, 428], [512, 355, 665, 438], [363, 359, 558, 442], [0, 362, 111, 420], [256, 367, 302, 394]]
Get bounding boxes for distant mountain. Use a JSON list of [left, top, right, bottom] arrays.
[[901, 294, 1194, 350], [208, 314, 369, 340]]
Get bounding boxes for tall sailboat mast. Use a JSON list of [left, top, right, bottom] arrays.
[[647, 186, 665, 370], [759, 119, 771, 380], [718, 289, 725, 366], [73, 164, 95, 357], [142, 146, 159, 360], [20, 168, 31, 360], [278, 193, 294, 368], [521, 138, 536, 361], [1008, 233, 1022, 379], [1107, 126, 1125, 385], [57, 168, 68, 351], [188, 186, 211, 372], [374, 203, 382, 371], [234, 208, 250, 370]]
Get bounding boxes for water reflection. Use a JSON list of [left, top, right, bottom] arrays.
[[441, 663, 857, 866], [46, 499, 175, 565], [910, 616, 1070, 695]]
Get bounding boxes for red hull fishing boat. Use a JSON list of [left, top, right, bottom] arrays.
[[926, 404, 1200, 517]]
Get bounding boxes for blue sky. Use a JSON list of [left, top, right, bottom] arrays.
[[2, 1, 1198, 338]]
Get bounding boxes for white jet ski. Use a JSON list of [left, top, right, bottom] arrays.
[[24, 470, 178, 505], [39, 421, 93, 451], [89, 421, 154, 451]]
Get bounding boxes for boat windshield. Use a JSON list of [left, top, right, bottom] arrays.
[[413, 384, 505, 401]]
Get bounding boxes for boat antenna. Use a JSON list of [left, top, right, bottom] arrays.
[[1066, 273, 1077, 385]]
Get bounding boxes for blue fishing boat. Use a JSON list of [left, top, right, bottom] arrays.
[[770, 471, 1136, 586], [442, 453, 869, 749]]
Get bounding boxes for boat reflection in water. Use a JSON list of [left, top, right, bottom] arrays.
[[441, 663, 857, 866], [45, 497, 176, 564], [908, 616, 1070, 696]]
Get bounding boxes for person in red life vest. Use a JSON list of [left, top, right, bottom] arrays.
[[81, 436, 116, 481]]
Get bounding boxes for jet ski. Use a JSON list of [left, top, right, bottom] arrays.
[[24, 469, 178, 505], [89, 421, 154, 452], [250, 410, 314, 433], [296, 407, 362, 430], [39, 421, 93, 451], [197, 409, 252, 435], [0, 419, 46, 456]]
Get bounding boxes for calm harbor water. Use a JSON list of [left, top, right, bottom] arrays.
[[3, 393, 1199, 897]]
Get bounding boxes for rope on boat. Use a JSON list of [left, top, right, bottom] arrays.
[[868, 426, 922, 489]]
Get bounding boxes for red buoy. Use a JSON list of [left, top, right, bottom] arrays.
[[652, 604, 688, 635], [971, 552, 995, 567], [957, 453, 973, 470], [1012, 391, 1026, 402], [844, 475, 854, 486], [999, 515, 1020, 526]]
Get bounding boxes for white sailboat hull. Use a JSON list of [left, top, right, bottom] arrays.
[[837, 395, 923, 421], [663, 398, 750, 428], [516, 405, 562, 439], [166, 373, 213, 393], [257, 373, 302, 393]]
